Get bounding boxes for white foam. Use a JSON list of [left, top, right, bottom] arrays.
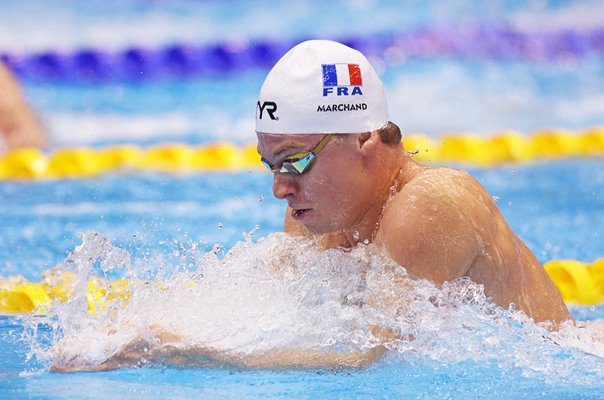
[[19, 232, 604, 383]]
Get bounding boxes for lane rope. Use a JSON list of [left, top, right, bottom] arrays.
[[1, 258, 603, 314], [3, 24, 604, 81], [1, 128, 603, 180]]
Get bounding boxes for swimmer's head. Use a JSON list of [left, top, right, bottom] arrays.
[[255, 40, 389, 135]]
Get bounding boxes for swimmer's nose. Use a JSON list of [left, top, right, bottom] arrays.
[[272, 173, 296, 199]]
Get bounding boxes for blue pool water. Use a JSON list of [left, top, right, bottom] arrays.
[[2, 0, 604, 399], [1, 160, 603, 280], [2, 160, 604, 399]]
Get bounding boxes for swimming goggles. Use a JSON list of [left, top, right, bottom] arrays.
[[261, 134, 333, 175]]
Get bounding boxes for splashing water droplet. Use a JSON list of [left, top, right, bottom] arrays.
[[212, 243, 223, 254], [243, 225, 261, 242], [23, 232, 604, 382]]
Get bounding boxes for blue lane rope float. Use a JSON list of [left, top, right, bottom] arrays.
[[2, 24, 604, 81], [0, 128, 603, 180], [1, 258, 603, 314]]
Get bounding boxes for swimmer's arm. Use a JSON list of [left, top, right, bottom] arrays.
[[67, 345, 386, 372], [158, 321, 389, 369], [157, 323, 386, 369], [163, 345, 387, 370], [51, 326, 386, 372]]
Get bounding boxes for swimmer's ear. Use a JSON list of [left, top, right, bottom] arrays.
[[357, 131, 379, 150]]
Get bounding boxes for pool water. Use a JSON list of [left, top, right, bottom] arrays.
[[1, 160, 602, 279], [2, 0, 604, 399], [2, 160, 604, 399]]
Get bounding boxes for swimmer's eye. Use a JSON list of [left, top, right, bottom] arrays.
[[282, 153, 316, 175], [260, 134, 333, 176], [261, 153, 315, 175]]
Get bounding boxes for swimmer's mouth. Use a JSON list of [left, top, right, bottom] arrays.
[[291, 208, 311, 218]]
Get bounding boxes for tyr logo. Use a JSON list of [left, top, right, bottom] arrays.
[[256, 101, 278, 120]]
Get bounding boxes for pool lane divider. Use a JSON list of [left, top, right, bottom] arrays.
[[3, 24, 604, 81], [1, 258, 603, 314], [0, 128, 603, 180]]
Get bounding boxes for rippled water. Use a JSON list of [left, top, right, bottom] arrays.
[[16, 231, 604, 386], [1, 0, 604, 398], [0, 160, 603, 397]]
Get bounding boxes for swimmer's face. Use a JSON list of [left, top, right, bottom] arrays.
[[257, 133, 374, 234]]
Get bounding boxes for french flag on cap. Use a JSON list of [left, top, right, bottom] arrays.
[[322, 63, 363, 86]]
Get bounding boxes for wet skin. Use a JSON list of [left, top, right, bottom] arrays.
[[257, 130, 572, 325]]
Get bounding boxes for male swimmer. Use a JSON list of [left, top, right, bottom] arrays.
[[255, 40, 570, 325], [51, 40, 571, 372], [0, 62, 46, 151]]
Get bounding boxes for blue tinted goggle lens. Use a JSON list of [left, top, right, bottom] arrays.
[[262, 152, 316, 175], [261, 134, 331, 176], [283, 153, 315, 174]]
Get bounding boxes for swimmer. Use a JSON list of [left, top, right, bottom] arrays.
[[255, 40, 571, 325], [0, 61, 46, 151], [51, 40, 572, 372]]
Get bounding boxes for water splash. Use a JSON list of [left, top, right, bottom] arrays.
[[20, 231, 604, 384]]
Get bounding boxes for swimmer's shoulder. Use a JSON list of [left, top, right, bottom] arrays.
[[376, 165, 488, 281], [391, 165, 490, 210], [379, 166, 496, 244]]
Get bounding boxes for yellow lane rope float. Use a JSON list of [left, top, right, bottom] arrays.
[[1, 258, 603, 314], [0, 128, 603, 180]]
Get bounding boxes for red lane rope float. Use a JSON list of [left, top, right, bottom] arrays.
[[0, 128, 603, 180], [1, 258, 603, 314]]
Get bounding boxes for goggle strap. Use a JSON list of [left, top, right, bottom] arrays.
[[312, 134, 333, 155]]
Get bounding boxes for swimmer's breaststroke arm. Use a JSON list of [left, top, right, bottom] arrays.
[[161, 344, 387, 370], [51, 328, 387, 372], [147, 328, 386, 370]]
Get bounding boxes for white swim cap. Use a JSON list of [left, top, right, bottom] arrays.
[[255, 40, 389, 134]]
